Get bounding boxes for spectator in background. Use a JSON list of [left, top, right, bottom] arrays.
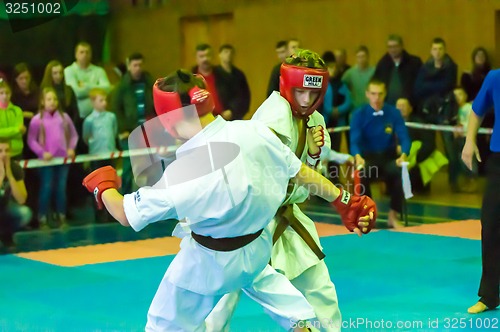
[[41, 60, 87, 211], [266, 40, 288, 97], [396, 98, 447, 194], [287, 38, 300, 56], [342, 45, 375, 109], [0, 80, 25, 159], [11, 62, 39, 120], [0, 139, 30, 253], [453, 86, 477, 192], [320, 51, 352, 184], [461, 47, 491, 101], [64, 41, 110, 153], [191, 44, 231, 120], [27, 88, 78, 229], [414, 38, 458, 191], [414, 37, 457, 108], [350, 79, 411, 228], [83, 88, 117, 223], [333, 48, 350, 78], [40, 60, 79, 128], [374, 34, 422, 106], [215, 44, 251, 120], [11, 63, 39, 160], [461, 47, 493, 175], [111, 52, 155, 195]]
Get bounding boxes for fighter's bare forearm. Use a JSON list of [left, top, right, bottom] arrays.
[[102, 189, 130, 226], [294, 163, 340, 202]]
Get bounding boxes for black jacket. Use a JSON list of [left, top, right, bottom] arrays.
[[374, 50, 422, 103], [214, 65, 251, 120], [266, 63, 281, 97], [413, 54, 457, 104]]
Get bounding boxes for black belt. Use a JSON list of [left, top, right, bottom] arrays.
[[191, 228, 264, 252]]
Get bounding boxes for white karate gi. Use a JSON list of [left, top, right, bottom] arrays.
[[207, 92, 342, 332], [123, 116, 316, 331]]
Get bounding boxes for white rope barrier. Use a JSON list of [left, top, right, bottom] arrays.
[[18, 146, 178, 169], [17, 122, 492, 169], [328, 122, 493, 134]]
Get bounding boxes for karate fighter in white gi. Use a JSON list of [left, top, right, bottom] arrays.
[[208, 49, 361, 332], [82, 69, 376, 332]]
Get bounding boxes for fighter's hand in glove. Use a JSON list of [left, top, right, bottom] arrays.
[[82, 166, 121, 210], [332, 187, 377, 235], [306, 125, 325, 156]]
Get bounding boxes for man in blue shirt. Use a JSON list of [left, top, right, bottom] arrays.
[[350, 79, 411, 228], [462, 69, 500, 314]]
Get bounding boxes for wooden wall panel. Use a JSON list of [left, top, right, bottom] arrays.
[[109, 0, 500, 117]]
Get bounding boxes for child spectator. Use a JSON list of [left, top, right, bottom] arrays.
[[0, 139, 31, 253], [27, 87, 78, 228], [0, 80, 25, 159], [454, 86, 477, 192], [83, 88, 117, 222]]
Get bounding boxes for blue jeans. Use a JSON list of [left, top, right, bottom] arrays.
[[38, 165, 70, 217], [0, 202, 32, 245]]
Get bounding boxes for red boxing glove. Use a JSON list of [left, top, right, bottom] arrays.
[[332, 188, 377, 233], [82, 166, 121, 210]]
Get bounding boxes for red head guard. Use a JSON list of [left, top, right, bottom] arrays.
[[279, 63, 329, 118], [153, 75, 214, 137]]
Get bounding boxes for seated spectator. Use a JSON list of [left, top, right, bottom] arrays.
[[27, 88, 78, 229], [0, 139, 31, 253], [350, 79, 411, 228], [396, 98, 447, 193], [0, 80, 25, 159], [83, 88, 117, 223], [453, 87, 477, 192]]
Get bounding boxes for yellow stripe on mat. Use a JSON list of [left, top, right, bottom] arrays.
[[17, 237, 182, 267], [21, 220, 480, 267], [16, 222, 356, 267], [392, 219, 481, 240]]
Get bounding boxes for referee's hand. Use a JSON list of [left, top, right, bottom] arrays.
[[462, 140, 481, 171]]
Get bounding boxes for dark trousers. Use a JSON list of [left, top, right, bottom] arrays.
[[478, 153, 500, 308], [360, 150, 404, 213]]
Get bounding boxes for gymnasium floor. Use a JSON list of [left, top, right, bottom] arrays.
[[1, 174, 498, 332]]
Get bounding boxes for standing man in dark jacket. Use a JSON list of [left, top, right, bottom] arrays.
[[215, 44, 251, 120], [374, 34, 422, 106], [414, 38, 459, 190], [413, 38, 458, 107], [111, 52, 155, 194]]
